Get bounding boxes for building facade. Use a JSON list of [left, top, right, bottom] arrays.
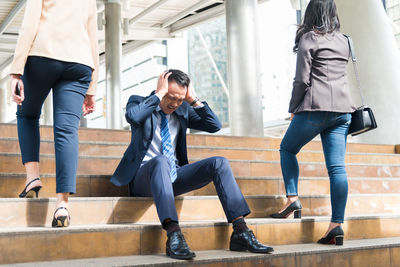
[[386, 0, 400, 47]]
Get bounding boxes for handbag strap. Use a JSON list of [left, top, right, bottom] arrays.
[[344, 34, 365, 107]]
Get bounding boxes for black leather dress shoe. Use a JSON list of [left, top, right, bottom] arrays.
[[230, 229, 274, 253], [166, 231, 196, 260]]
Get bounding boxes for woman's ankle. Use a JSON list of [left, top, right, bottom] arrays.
[[55, 193, 69, 213], [287, 196, 299, 203], [25, 162, 40, 181], [328, 222, 341, 230], [24, 177, 42, 191], [55, 201, 69, 217]]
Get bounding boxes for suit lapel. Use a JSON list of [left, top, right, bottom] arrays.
[[150, 111, 157, 142]]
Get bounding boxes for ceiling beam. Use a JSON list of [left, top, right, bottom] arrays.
[[124, 26, 175, 40], [169, 4, 225, 34], [0, 0, 26, 35], [0, 38, 17, 44], [169, 0, 269, 34], [161, 0, 217, 28], [129, 0, 170, 25], [0, 47, 15, 54], [99, 40, 153, 64], [98, 26, 176, 41], [0, 56, 13, 81]]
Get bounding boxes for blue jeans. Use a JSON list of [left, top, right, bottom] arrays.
[[280, 111, 351, 223], [17, 56, 92, 194]]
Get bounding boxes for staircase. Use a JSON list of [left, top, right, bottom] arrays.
[[1, 123, 400, 266]]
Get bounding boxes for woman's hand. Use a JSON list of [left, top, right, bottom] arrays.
[[82, 94, 96, 116], [10, 74, 24, 106], [290, 113, 295, 120]]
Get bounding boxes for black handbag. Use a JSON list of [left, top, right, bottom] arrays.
[[349, 106, 377, 136], [345, 35, 378, 136]]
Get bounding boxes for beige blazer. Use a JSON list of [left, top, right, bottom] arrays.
[[10, 0, 99, 95], [289, 31, 355, 114]]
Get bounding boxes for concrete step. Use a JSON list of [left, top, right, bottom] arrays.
[[1, 216, 399, 264], [2, 153, 400, 178], [6, 237, 400, 267], [190, 147, 400, 165], [2, 174, 400, 198], [0, 123, 396, 153], [2, 194, 400, 227], [0, 153, 120, 175], [0, 123, 131, 143], [2, 137, 400, 164], [192, 176, 400, 196], [0, 137, 127, 158], [189, 135, 397, 154], [0, 173, 128, 198]]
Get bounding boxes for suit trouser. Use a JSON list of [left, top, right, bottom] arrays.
[[132, 155, 251, 226], [17, 56, 92, 194]]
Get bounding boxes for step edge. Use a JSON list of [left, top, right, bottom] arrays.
[[2, 174, 400, 181], [2, 153, 400, 167], [2, 214, 400, 235], [1, 138, 398, 157], [2, 193, 400, 202], [5, 237, 400, 267]]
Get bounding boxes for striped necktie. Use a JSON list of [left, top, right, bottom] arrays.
[[159, 111, 177, 183]]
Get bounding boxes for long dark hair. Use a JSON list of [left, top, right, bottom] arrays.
[[294, 0, 340, 52]]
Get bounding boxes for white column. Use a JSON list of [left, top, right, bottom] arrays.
[[336, 0, 400, 144], [0, 85, 6, 123], [42, 94, 53, 125], [105, 0, 122, 129], [225, 0, 264, 137]]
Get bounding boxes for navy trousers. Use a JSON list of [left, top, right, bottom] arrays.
[[17, 56, 92, 194], [132, 155, 251, 226]]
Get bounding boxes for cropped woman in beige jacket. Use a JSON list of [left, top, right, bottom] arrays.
[[10, 0, 99, 227]]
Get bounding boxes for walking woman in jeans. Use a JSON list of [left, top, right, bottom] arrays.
[[269, 0, 355, 245], [10, 0, 99, 227]]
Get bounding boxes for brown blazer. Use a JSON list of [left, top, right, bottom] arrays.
[[289, 31, 355, 114]]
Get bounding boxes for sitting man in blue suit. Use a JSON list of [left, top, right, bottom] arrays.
[[111, 70, 273, 260]]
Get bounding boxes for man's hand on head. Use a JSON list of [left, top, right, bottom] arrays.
[[185, 84, 202, 107], [185, 83, 197, 103], [155, 71, 172, 100]]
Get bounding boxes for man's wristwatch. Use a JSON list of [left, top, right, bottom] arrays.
[[189, 97, 200, 106]]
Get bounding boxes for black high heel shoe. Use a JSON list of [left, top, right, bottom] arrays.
[[317, 226, 344, 246], [270, 199, 302, 219], [52, 207, 70, 227], [19, 178, 42, 198]]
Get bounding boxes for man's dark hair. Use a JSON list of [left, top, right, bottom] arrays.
[[167, 69, 190, 88]]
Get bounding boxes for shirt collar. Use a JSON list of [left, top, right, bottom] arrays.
[[156, 106, 172, 119]]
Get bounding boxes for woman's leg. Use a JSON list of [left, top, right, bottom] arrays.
[[52, 63, 92, 218], [17, 57, 60, 193], [279, 112, 327, 211], [320, 113, 351, 236]]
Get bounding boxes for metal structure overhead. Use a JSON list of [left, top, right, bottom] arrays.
[[0, 0, 226, 79], [0, 0, 270, 135]]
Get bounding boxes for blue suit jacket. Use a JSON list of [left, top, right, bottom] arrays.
[[110, 92, 222, 186]]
